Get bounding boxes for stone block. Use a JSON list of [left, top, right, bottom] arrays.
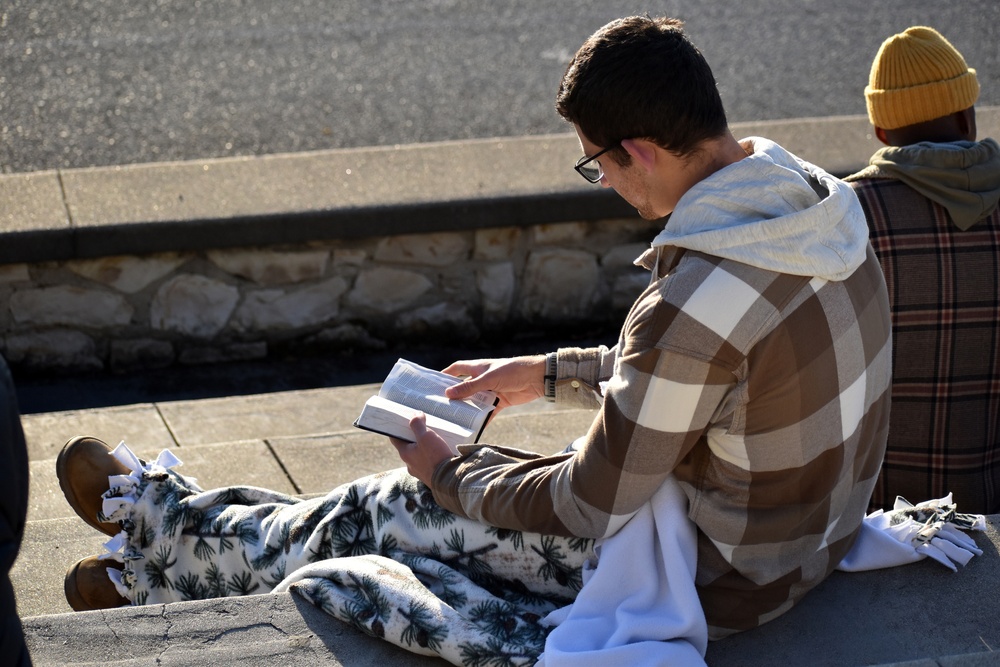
[[474, 227, 521, 260], [396, 302, 478, 339], [596, 217, 663, 240], [304, 324, 385, 350], [332, 247, 368, 267], [346, 267, 432, 313], [705, 520, 1000, 666], [109, 338, 175, 373], [177, 341, 268, 365], [532, 221, 588, 245], [4, 330, 103, 373], [519, 248, 602, 321], [10, 285, 134, 328], [374, 232, 469, 266], [476, 261, 515, 323], [67, 253, 186, 294], [601, 243, 647, 270], [233, 277, 348, 331], [612, 272, 650, 310], [0, 263, 30, 283], [207, 248, 331, 286], [150, 274, 239, 337]]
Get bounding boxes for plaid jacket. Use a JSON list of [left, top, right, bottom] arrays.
[[434, 243, 892, 638], [848, 169, 1000, 514]]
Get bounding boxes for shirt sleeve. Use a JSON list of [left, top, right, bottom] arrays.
[[431, 327, 735, 538], [549, 344, 619, 408]]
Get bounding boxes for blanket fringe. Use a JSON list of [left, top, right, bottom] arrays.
[[96, 441, 197, 600]]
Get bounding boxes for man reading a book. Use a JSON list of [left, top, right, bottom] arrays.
[[55, 15, 892, 665], [396, 12, 892, 648]]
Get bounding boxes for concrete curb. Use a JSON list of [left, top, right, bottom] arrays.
[[2, 108, 997, 265], [21, 515, 1000, 667], [22, 592, 446, 667], [0, 135, 635, 264]]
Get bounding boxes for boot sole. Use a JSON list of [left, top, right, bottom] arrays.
[[56, 436, 122, 538], [64, 557, 129, 612], [63, 558, 91, 611]]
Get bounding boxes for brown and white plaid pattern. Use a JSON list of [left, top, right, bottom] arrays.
[[849, 169, 1000, 514], [435, 245, 892, 639]]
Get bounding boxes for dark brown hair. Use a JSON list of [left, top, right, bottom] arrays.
[[556, 16, 727, 161]]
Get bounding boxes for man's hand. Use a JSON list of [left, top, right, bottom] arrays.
[[391, 413, 457, 487], [442, 354, 547, 415]]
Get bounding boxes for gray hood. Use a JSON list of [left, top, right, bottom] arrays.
[[643, 137, 869, 282], [864, 138, 1000, 231]]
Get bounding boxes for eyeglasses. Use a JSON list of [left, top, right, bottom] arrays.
[[574, 144, 618, 183]]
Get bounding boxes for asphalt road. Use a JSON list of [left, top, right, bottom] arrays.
[[2, 0, 999, 174]]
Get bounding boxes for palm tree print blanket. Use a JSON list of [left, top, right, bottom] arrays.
[[97, 444, 594, 666]]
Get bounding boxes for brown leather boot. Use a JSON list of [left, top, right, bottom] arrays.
[[56, 436, 131, 537], [64, 556, 129, 611]]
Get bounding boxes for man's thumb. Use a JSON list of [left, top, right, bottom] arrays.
[[445, 379, 482, 399], [409, 412, 428, 438]]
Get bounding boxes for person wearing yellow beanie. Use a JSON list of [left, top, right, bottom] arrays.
[[864, 26, 980, 134], [846, 26, 1000, 514]]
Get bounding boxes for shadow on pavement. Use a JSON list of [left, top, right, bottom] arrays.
[[11, 329, 617, 415]]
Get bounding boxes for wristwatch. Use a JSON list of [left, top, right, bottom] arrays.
[[543, 352, 558, 401]]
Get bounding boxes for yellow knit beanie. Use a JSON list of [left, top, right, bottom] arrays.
[[865, 26, 979, 130]]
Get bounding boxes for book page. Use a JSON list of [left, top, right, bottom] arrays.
[[355, 395, 470, 453], [378, 358, 496, 432]]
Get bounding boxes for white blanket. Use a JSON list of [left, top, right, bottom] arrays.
[[536, 485, 986, 667], [836, 494, 985, 572], [537, 475, 708, 667]]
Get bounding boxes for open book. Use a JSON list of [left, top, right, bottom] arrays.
[[353, 358, 499, 452]]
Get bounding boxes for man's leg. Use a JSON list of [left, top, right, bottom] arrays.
[[0, 356, 31, 666], [64, 441, 592, 662], [108, 456, 590, 610]]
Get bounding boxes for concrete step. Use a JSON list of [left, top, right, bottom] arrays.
[[24, 404, 597, 524], [22, 592, 446, 667], [17, 383, 1000, 666], [19, 384, 384, 462], [21, 518, 1000, 667], [16, 384, 597, 619], [16, 518, 109, 619]]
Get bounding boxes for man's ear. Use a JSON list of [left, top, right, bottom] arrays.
[[621, 138, 658, 172], [957, 107, 977, 141], [874, 126, 890, 146]]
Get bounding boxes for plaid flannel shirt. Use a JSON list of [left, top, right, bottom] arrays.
[[434, 243, 892, 638], [849, 169, 1000, 514]]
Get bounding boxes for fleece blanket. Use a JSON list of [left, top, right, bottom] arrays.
[[99, 443, 985, 667]]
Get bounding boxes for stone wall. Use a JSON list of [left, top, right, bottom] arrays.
[[0, 218, 661, 374]]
